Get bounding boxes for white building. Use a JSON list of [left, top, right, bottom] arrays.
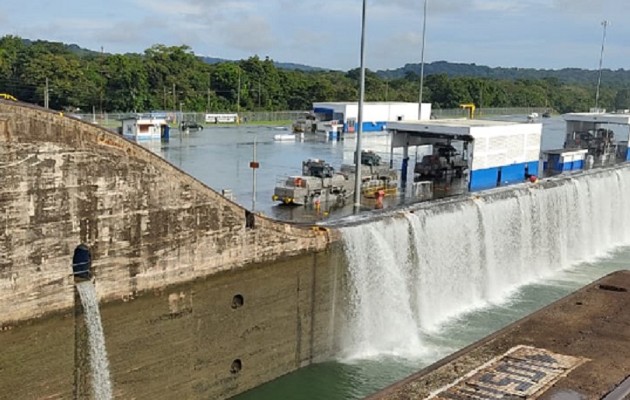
[[311, 102, 432, 133], [388, 119, 542, 191]]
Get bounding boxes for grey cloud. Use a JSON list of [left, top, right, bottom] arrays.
[[94, 20, 145, 45], [371, 0, 503, 14], [370, 31, 423, 69], [221, 16, 275, 53]]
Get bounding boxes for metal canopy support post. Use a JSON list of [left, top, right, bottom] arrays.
[[390, 134, 395, 169], [353, 0, 367, 210], [401, 145, 409, 189]]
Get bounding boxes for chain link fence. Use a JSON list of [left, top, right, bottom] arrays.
[[77, 107, 551, 129], [76, 110, 308, 128], [432, 107, 551, 119]]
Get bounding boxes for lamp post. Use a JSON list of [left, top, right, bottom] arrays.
[[595, 20, 609, 112], [353, 0, 368, 210], [418, 0, 428, 119], [250, 135, 259, 211]]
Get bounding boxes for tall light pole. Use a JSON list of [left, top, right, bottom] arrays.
[[418, 0, 428, 119], [236, 68, 241, 116], [353, 0, 368, 210], [595, 20, 609, 112]]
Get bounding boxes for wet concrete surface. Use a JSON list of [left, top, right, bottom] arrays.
[[365, 270, 630, 400]]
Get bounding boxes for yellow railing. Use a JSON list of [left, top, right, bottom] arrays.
[[0, 93, 18, 101]]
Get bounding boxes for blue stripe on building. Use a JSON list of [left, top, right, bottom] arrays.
[[469, 161, 537, 191], [361, 121, 387, 132]]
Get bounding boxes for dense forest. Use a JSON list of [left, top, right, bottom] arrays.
[[2, 35, 630, 114], [377, 60, 630, 87]]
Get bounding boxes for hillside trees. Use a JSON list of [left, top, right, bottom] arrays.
[[103, 54, 149, 112], [0, 35, 625, 114]]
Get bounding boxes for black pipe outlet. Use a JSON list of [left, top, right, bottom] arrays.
[[72, 244, 92, 281]]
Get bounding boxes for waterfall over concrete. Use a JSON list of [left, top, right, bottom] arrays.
[[76, 281, 113, 400], [339, 168, 630, 359]]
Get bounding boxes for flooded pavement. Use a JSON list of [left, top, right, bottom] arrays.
[[146, 125, 408, 223], [141, 116, 565, 224]]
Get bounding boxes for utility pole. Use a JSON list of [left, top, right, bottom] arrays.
[[418, 0, 428, 119], [207, 73, 211, 112], [353, 0, 367, 210], [172, 83, 176, 112], [44, 77, 49, 109], [595, 20, 609, 112], [479, 83, 483, 115], [236, 68, 241, 116], [99, 46, 104, 117]]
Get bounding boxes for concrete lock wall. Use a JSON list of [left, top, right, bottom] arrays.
[[0, 248, 347, 399], [0, 100, 334, 325], [0, 100, 344, 399]]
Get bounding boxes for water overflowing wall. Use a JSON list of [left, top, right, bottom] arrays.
[[339, 166, 630, 359]]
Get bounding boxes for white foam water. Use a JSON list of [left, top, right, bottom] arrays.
[[76, 281, 113, 400], [339, 168, 630, 360]]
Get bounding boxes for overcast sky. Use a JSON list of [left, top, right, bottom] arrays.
[[3, 0, 630, 72]]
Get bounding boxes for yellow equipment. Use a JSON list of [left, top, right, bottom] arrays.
[[460, 103, 476, 119]]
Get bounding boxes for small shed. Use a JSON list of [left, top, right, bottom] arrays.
[[121, 113, 170, 141], [541, 149, 589, 175]]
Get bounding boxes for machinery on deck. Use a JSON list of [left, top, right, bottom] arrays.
[[272, 151, 399, 206], [272, 159, 353, 206], [414, 144, 468, 183], [341, 151, 399, 198], [564, 127, 618, 167]]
